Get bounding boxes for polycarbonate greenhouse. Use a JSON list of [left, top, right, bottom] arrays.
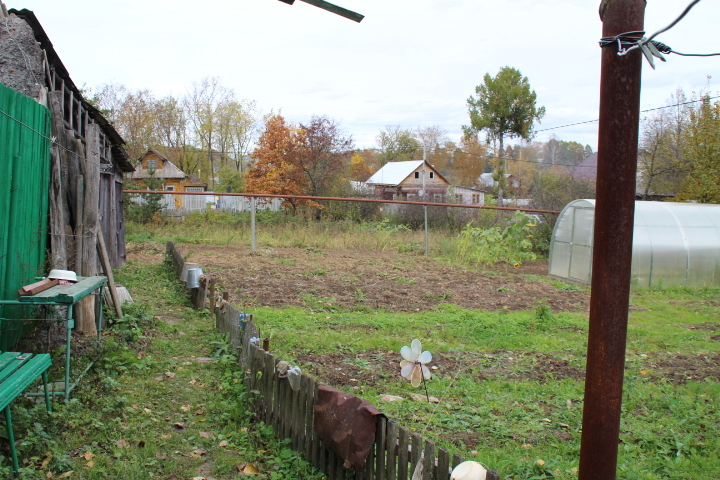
[[548, 200, 720, 287]]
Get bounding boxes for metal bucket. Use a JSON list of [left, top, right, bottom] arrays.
[[180, 262, 199, 283], [186, 268, 202, 288]]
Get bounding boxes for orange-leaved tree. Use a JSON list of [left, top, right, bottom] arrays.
[[245, 113, 321, 212]]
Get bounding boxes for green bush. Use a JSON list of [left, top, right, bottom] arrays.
[[456, 210, 538, 265]]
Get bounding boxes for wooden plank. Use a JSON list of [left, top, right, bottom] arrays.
[[265, 352, 276, 426], [452, 453, 464, 470], [17, 279, 59, 297], [304, 375, 317, 462], [0, 354, 52, 411], [398, 426, 410, 480], [376, 416, 387, 480], [97, 229, 122, 318], [422, 439, 435, 480], [410, 432, 422, 480], [385, 420, 398, 480], [436, 447, 450, 480]]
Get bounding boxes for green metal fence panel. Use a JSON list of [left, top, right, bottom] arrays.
[[0, 82, 51, 350]]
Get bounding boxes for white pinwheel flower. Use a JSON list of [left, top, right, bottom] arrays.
[[399, 339, 432, 388]]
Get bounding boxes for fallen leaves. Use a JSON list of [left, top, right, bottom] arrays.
[[238, 463, 261, 475]]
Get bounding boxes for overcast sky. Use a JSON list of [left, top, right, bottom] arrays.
[[14, 0, 720, 150]]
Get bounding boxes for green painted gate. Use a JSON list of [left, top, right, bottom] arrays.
[[0, 82, 51, 350]]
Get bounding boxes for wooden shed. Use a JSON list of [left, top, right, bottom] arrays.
[[1, 6, 134, 338]]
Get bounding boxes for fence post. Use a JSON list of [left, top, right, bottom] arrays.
[[251, 196, 257, 251]]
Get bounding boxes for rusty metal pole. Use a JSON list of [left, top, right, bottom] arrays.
[[579, 2, 645, 479]]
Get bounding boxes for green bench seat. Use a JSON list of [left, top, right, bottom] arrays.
[[0, 352, 52, 477]]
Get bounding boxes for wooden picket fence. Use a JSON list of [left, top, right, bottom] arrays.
[[166, 242, 500, 480]]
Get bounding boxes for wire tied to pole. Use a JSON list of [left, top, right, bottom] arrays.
[[598, 0, 720, 69]]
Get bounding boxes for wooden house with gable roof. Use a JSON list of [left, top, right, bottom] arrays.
[[365, 160, 450, 201], [130, 148, 208, 209]]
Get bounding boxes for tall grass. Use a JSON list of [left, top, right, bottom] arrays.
[[125, 208, 543, 261]]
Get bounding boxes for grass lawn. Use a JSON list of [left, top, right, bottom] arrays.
[[1, 259, 323, 480]]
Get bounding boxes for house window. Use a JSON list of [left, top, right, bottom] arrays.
[[165, 186, 175, 191], [415, 172, 420, 179], [186, 187, 204, 192], [147, 159, 158, 170], [472, 194, 480, 205], [429, 172, 434, 179]]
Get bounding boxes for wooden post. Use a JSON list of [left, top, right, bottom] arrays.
[[78, 124, 101, 335], [48, 91, 68, 270]]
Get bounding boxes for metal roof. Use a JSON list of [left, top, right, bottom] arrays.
[[365, 160, 425, 186]]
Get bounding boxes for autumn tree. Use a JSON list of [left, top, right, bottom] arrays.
[[677, 96, 720, 203], [113, 89, 159, 160], [453, 134, 489, 187], [465, 66, 545, 206], [185, 77, 233, 187], [245, 114, 320, 212], [295, 115, 353, 199], [349, 153, 374, 182]]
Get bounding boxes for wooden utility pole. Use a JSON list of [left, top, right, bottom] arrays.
[[579, 1, 645, 479]]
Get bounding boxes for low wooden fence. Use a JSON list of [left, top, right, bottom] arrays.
[[166, 242, 500, 480]]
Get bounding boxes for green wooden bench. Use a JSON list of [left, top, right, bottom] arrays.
[[0, 352, 52, 477]]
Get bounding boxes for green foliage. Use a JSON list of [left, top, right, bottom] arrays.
[[216, 165, 245, 193], [456, 210, 538, 265], [465, 66, 545, 145], [124, 179, 165, 224]]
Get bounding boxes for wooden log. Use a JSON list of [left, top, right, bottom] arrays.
[[97, 229, 122, 318], [47, 91, 68, 271], [78, 124, 101, 335]]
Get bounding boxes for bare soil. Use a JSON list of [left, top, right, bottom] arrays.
[[126, 242, 720, 391], [167, 244, 590, 313]]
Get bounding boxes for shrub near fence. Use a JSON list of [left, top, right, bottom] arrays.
[[165, 242, 500, 480]]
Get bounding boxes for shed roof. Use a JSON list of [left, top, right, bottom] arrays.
[[8, 8, 134, 173]]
